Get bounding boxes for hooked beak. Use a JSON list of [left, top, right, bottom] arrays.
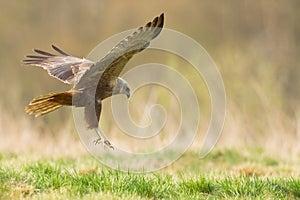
[[126, 87, 130, 98], [126, 90, 130, 98]]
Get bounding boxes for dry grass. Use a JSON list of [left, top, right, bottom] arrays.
[[0, 108, 86, 157]]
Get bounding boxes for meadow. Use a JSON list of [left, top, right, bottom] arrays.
[[1, 149, 299, 199]]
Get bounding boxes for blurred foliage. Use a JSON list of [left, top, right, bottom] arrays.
[[0, 0, 299, 152]]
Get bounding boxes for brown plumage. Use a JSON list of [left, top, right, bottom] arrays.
[[24, 13, 164, 148]]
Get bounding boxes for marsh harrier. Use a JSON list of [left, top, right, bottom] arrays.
[[24, 13, 164, 149]]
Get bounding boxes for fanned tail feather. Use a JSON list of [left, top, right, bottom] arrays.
[[25, 91, 73, 117]]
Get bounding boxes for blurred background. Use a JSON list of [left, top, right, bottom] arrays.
[[0, 1, 299, 158]]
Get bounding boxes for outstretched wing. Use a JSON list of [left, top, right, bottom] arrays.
[[76, 13, 164, 90], [100, 13, 164, 81], [23, 45, 95, 84]]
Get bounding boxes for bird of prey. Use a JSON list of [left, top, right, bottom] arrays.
[[24, 13, 164, 149]]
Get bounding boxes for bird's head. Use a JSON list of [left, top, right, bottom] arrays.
[[113, 77, 131, 99]]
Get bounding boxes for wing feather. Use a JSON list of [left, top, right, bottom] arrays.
[[51, 44, 70, 56], [101, 13, 164, 80], [24, 45, 94, 84], [76, 13, 164, 90]]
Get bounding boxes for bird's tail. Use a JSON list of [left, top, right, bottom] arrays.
[[25, 90, 74, 117]]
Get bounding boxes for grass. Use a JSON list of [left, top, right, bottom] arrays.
[[0, 149, 299, 199]]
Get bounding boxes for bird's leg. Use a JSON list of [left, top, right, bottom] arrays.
[[94, 128, 114, 150]]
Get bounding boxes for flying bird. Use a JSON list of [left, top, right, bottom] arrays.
[[24, 13, 164, 149]]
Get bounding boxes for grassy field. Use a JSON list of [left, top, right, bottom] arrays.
[[1, 149, 299, 199]]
